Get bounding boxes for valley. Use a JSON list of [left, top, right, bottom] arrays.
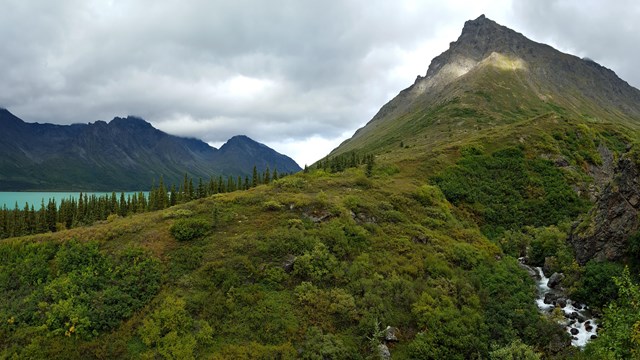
[[2, 14, 640, 360]]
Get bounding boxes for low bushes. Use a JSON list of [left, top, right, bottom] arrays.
[[170, 218, 210, 241]]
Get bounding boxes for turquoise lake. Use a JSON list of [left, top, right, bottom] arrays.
[[0, 192, 146, 209]]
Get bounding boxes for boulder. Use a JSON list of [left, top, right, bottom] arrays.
[[547, 272, 565, 289], [412, 234, 429, 244], [356, 212, 377, 224], [384, 326, 399, 342], [557, 297, 567, 308], [567, 312, 587, 322], [282, 255, 296, 273], [378, 344, 391, 360], [586, 325, 594, 332], [591, 335, 598, 340], [517, 262, 538, 278], [306, 210, 334, 223], [570, 328, 580, 335], [544, 292, 559, 304], [555, 157, 570, 167]]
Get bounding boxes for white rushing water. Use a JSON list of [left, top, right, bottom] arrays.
[[522, 261, 598, 347]]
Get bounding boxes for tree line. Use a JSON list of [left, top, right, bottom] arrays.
[[309, 151, 375, 176], [0, 166, 288, 240]]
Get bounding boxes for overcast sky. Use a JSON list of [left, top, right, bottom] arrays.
[[1, 0, 639, 166]]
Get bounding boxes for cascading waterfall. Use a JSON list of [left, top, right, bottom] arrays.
[[520, 260, 598, 347]]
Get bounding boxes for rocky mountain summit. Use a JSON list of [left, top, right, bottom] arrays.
[[336, 15, 640, 155]]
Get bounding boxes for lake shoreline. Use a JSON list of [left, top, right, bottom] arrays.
[[0, 191, 149, 209]]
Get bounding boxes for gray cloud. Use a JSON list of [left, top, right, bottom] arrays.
[[1, 1, 638, 165], [510, 0, 640, 88]]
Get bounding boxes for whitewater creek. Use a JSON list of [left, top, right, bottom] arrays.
[[519, 260, 598, 347]]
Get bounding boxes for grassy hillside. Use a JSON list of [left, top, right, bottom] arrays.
[[1, 161, 581, 359], [1, 109, 638, 358]]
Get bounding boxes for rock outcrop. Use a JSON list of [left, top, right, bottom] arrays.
[[570, 152, 640, 264]]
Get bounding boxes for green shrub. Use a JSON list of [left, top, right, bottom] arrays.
[[584, 267, 640, 358], [413, 185, 446, 207], [342, 195, 361, 211], [162, 209, 194, 219], [170, 218, 210, 241], [138, 296, 212, 359], [299, 327, 357, 359], [434, 147, 588, 239], [263, 200, 284, 211], [293, 243, 340, 283], [490, 340, 540, 359], [0, 240, 161, 341], [572, 260, 624, 308], [526, 225, 576, 271]]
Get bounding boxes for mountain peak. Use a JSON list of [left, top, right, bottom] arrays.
[[109, 116, 153, 130], [418, 16, 538, 88], [227, 135, 253, 143], [221, 135, 268, 152], [461, 14, 494, 32], [333, 15, 640, 157], [456, 15, 529, 58]]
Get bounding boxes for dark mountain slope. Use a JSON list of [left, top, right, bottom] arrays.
[[0, 110, 300, 190]]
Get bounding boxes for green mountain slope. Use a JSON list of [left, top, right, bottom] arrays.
[[2, 15, 640, 359]]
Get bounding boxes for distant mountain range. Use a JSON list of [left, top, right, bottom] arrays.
[[0, 109, 300, 190]]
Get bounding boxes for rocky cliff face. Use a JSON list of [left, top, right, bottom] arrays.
[[570, 151, 640, 264]]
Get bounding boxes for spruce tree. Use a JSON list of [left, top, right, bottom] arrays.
[[197, 178, 205, 199], [170, 185, 177, 206], [188, 178, 195, 200], [110, 192, 118, 215], [252, 165, 259, 187], [46, 199, 57, 232], [119, 193, 127, 216], [218, 176, 224, 193], [366, 155, 374, 177], [158, 176, 168, 209], [264, 166, 271, 184]]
